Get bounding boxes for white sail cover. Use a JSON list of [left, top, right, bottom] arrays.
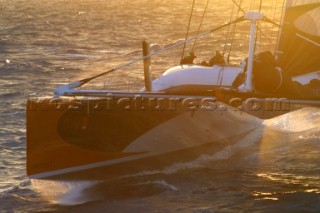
[[276, 0, 320, 77]]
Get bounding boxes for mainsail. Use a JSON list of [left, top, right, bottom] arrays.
[[276, 0, 320, 77]]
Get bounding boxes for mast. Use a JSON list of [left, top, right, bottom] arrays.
[[243, 11, 264, 92]]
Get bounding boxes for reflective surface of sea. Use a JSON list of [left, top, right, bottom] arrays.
[[1, 0, 320, 212]]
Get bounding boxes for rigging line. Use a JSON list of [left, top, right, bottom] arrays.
[[229, 0, 274, 43], [267, 0, 273, 19], [181, 0, 196, 61], [274, 0, 286, 56], [272, 0, 279, 22], [192, 0, 210, 51], [223, 0, 236, 56], [259, 0, 262, 11], [227, 0, 244, 59], [267, 0, 274, 47], [270, 0, 279, 50], [67, 17, 246, 88], [254, 0, 263, 51]]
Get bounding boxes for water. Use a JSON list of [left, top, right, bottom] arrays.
[[0, 0, 319, 212]]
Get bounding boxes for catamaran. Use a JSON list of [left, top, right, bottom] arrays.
[[26, 0, 320, 180]]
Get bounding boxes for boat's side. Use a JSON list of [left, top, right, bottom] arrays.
[[26, 65, 319, 181], [26, 94, 260, 180]]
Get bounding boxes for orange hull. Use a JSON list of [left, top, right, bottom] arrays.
[[26, 94, 261, 180]]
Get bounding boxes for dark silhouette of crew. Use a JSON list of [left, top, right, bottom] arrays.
[[201, 50, 225, 66], [180, 52, 196, 65]]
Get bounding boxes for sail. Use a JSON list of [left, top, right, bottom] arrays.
[[276, 0, 320, 77]]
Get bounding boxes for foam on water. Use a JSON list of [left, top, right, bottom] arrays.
[[31, 180, 99, 205], [135, 180, 178, 191], [263, 107, 320, 133]]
